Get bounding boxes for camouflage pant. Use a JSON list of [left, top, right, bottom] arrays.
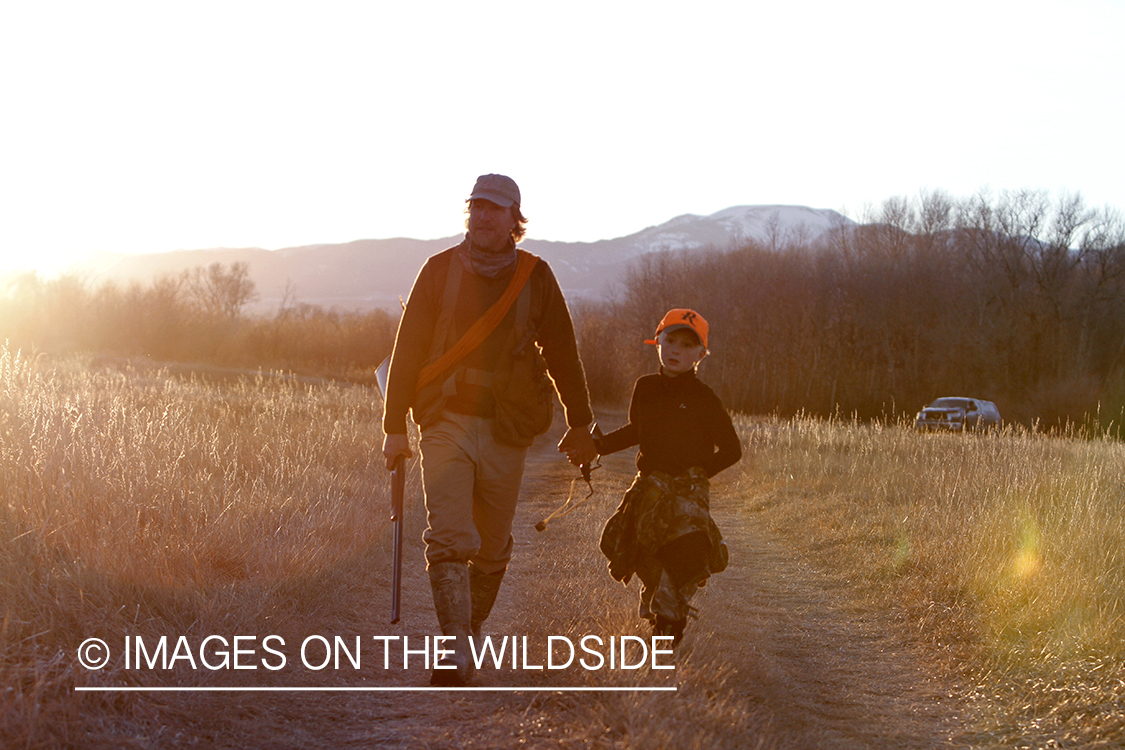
[[637, 557, 702, 623], [600, 468, 727, 622]]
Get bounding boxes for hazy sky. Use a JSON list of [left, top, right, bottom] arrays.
[[1, 0, 1122, 274]]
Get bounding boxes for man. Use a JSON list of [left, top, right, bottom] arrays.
[[381, 174, 597, 686]]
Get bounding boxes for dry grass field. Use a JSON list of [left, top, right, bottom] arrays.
[[2, 344, 1123, 748], [734, 414, 1125, 748]]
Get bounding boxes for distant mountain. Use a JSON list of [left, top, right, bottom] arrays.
[[72, 205, 853, 312], [523, 205, 853, 298]]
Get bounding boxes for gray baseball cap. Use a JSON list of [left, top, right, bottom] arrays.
[[467, 174, 521, 208]]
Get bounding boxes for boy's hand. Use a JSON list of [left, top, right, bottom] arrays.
[[558, 424, 597, 468]]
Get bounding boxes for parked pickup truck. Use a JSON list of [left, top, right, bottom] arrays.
[[914, 397, 1002, 432]]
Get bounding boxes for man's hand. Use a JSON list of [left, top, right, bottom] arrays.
[[558, 424, 597, 468], [382, 433, 413, 470]]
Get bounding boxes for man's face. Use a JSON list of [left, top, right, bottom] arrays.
[[467, 199, 517, 252], [657, 328, 706, 376]]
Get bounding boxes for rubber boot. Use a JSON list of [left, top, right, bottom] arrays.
[[469, 567, 505, 641], [428, 561, 475, 686]]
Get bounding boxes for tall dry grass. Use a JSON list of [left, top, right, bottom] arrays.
[[734, 413, 1125, 747], [0, 345, 390, 747], [5, 341, 1125, 747]]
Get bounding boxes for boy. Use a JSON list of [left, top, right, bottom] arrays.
[[595, 309, 742, 645]]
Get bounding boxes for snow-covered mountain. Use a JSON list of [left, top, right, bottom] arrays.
[[628, 205, 849, 255], [74, 205, 854, 312], [525, 205, 852, 297]]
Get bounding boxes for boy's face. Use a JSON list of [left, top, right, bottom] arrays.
[[657, 328, 706, 376]]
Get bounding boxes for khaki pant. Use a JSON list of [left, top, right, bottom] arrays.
[[419, 411, 528, 574]]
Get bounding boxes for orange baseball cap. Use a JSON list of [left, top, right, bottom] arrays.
[[645, 308, 709, 348]]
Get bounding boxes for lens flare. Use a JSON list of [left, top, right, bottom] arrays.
[[1010, 514, 1042, 579]]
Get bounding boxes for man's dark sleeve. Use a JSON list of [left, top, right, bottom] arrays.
[[533, 261, 594, 429], [382, 258, 439, 435]]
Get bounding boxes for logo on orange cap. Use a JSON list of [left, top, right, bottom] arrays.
[[644, 308, 709, 348]]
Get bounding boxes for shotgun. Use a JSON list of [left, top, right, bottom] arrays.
[[389, 454, 404, 624], [376, 355, 405, 624]]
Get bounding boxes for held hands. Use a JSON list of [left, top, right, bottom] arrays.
[[558, 424, 598, 468], [382, 433, 413, 470]]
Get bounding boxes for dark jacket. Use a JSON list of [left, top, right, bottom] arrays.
[[597, 369, 740, 585], [597, 370, 741, 478], [382, 241, 593, 446]]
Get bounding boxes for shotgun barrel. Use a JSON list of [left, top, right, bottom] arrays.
[[389, 454, 404, 624], [376, 354, 406, 624]]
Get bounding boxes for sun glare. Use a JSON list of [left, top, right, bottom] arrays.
[[0, 248, 89, 279]]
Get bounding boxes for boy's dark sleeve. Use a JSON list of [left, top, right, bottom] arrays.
[[593, 379, 643, 456], [596, 422, 639, 456], [702, 393, 742, 478]]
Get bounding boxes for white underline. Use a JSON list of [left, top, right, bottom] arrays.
[[75, 686, 676, 693]]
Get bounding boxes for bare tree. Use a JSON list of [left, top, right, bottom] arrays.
[[187, 262, 258, 319]]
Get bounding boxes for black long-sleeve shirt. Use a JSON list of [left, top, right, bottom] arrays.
[[597, 370, 742, 478]]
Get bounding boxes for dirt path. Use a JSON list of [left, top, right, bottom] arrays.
[[510, 439, 965, 749], [169, 426, 968, 749], [701, 497, 965, 749]]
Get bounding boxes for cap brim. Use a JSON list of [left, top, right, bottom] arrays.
[[659, 324, 703, 343], [467, 191, 516, 208]]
